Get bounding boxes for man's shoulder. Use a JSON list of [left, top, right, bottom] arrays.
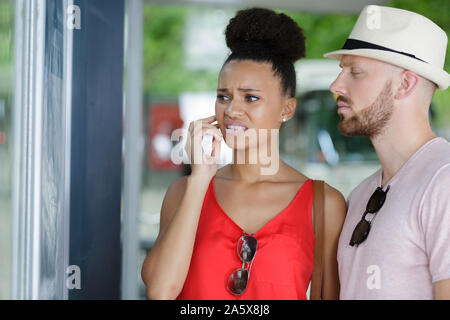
[[425, 137, 450, 161], [416, 137, 450, 183], [423, 163, 450, 195]]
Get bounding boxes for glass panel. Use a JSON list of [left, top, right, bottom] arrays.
[[0, 0, 15, 300], [10, 0, 72, 299], [39, 0, 71, 299]]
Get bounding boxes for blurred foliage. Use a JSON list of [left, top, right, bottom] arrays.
[[0, 1, 13, 68], [284, 12, 357, 60], [0, 0, 13, 135], [141, 0, 449, 127], [389, 0, 450, 127], [0, 0, 447, 125], [142, 5, 220, 96]]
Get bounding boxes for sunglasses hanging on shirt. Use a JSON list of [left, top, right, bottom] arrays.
[[227, 232, 258, 295], [350, 185, 390, 247]]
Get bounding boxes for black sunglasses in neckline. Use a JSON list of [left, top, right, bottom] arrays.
[[227, 232, 258, 295], [349, 185, 390, 247]]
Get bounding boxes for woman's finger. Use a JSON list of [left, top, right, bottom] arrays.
[[210, 136, 222, 159], [198, 115, 216, 124], [192, 123, 222, 140]]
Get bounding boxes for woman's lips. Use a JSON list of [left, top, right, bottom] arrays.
[[223, 120, 248, 136], [225, 125, 248, 136]]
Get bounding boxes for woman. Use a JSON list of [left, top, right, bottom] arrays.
[[141, 8, 346, 300]]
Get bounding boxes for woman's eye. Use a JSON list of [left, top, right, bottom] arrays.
[[217, 94, 230, 101], [245, 95, 259, 102]]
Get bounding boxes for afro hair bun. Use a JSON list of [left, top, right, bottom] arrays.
[[225, 8, 306, 63]]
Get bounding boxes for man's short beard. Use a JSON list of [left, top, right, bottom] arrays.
[[339, 80, 394, 138]]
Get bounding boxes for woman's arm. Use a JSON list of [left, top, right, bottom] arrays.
[[141, 175, 210, 300], [141, 116, 222, 300], [322, 184, 347, 300], [435, 279, 450, 299]]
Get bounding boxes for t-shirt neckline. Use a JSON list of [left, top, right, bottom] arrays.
[[377, 137, 444, 188]]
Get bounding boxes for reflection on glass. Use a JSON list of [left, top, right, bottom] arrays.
[[0, 0, 14, 299], [39, 0, 70, 299]]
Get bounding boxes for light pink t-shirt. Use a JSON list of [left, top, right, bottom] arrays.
[[338, 137, 450, 299]]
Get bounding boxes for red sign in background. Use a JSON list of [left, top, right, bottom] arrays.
[[147, 103, 184, 171]]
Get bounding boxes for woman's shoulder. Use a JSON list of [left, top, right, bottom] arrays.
[[279, 161, 310, 184], [160, 176, 189, 217], [321, 182, 347, 228], [166, 175, 189, 197], [322, 183, 346, 207]]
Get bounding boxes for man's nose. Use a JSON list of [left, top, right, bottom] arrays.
[[330, 71, 347, 97]]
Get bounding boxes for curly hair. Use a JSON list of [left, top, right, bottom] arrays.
[[224, 8, 306, 97]]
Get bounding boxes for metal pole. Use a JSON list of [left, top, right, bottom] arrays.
[[68, 0, 124, 299], [122, 0, 143, 300], [11, 0, 46, 300]]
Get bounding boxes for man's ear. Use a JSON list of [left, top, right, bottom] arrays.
[[395, 70, 419, 100], [280, 97, 297, 122]]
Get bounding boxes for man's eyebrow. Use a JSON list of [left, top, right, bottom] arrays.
[[339, 61, 361, 69]]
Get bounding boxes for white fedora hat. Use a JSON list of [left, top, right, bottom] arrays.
[[324, 5, 450, 90]]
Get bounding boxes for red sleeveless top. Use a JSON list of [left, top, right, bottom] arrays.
[[176, 177, 315, 300]]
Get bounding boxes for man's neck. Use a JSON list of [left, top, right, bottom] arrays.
[[370, 123, 436, 187]]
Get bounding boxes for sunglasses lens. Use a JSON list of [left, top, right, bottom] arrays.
[[238, 235, 257, 263], [227, 269, 248, 295], [366, 188, 386, 213], [350, 219, 371, 246]]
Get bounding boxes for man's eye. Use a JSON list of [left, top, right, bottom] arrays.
[[246, 95, 259, 102]]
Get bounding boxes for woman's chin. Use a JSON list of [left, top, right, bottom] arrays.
[[224, 139, 259, 153]]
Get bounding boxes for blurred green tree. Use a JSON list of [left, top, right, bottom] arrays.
[[389, 0, 450, 127], [142, 5, 220, 96], [141, 0, 449, 127], [0, 0, 447, 125]]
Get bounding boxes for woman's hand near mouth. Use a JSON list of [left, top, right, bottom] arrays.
[[185, 115, 223, 182]]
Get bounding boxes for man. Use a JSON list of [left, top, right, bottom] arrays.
[[324, 5, 450, 299]]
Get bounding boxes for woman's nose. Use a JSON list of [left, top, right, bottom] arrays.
[[225, 100, 244, 117]]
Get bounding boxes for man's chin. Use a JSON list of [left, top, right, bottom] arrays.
[[338, 127, 356, 137], [338, 120, 365, 137]]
